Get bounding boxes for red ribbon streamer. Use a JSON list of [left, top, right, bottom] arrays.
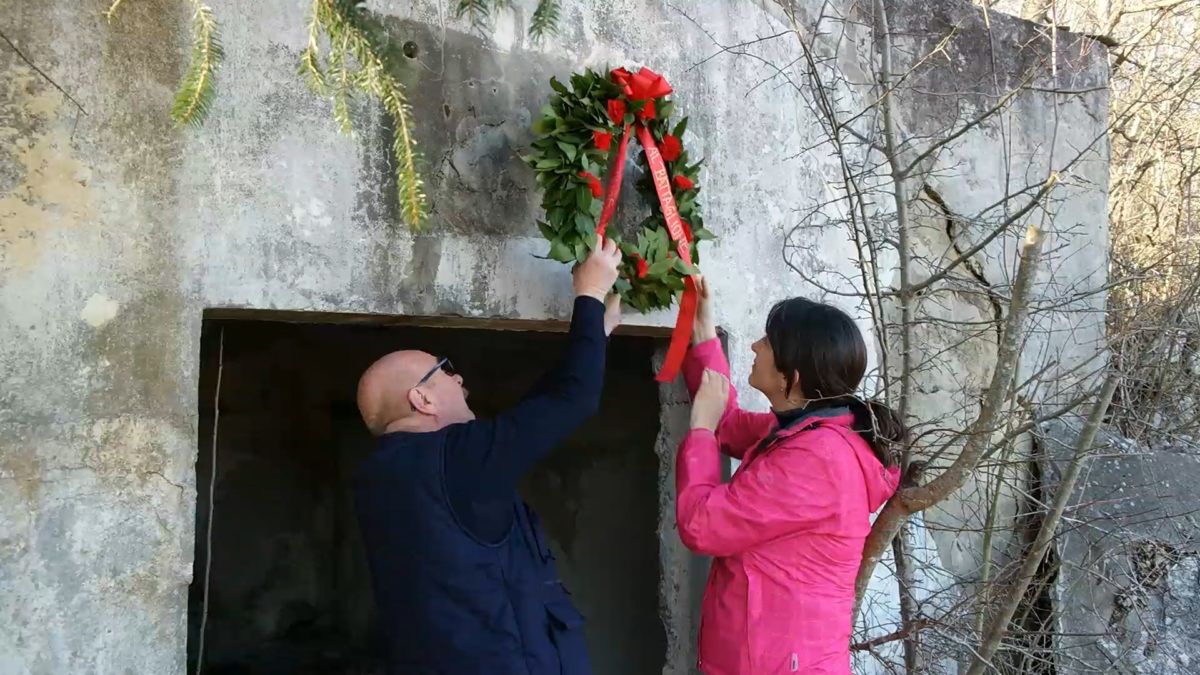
[[595, 126, 631, 239], [594, 68, 698, 383]]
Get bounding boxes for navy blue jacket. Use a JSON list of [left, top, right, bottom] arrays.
[[354, 296, 606, 675]]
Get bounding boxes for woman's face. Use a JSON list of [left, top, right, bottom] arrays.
[[749, 335, 787, 398]]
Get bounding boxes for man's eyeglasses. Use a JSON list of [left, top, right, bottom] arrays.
[[414, 357, 456, 388]]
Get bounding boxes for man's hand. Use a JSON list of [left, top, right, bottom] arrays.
[[692, 275, 718, 344], [573, 237, 621, 302], [691, 368, 729, 432], [603, 294, 622, 336]]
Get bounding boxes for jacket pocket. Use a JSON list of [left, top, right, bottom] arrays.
[[545, 597, 590, 675]]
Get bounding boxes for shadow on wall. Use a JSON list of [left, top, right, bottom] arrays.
[[189, 315, 667, 674]]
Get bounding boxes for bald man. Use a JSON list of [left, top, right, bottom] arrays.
[[352, 240, 623, 675]]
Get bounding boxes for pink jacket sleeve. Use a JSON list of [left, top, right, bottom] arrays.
[[682, 338, 775, 460], [675, 430, 840, 557]]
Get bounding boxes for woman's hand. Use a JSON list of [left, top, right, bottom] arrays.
[[692, 275, 718, 344], [691, 368, 729, 432]]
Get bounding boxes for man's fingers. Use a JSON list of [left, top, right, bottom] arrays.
[[602, 236, 619, 256], [603, 293, 622, 335]]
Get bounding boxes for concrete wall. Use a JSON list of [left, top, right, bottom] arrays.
[[0, 0, 1107, 672], [1040, 422, 1200, 675]]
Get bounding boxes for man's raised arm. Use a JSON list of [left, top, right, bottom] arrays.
[[447, 239, 623, 495]]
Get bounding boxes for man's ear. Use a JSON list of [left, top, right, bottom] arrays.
[[408, 387, 437, 416]]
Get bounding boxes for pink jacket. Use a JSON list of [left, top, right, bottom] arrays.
[[676, 339, 900, 675]]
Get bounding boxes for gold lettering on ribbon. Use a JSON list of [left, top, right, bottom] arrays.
[[638, 125, 691, 261]]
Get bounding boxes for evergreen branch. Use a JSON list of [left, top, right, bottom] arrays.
[[377, 75, 428, 229], [328, 29, 353, 133], [299, 0, 327, 94], [529, 0, 561, 41], [323, 0, 428, 229], [104, 0, 128, 22], [454, 0, 493, 33], [452, 0, 559, 39], [170, 1, 222, 126]]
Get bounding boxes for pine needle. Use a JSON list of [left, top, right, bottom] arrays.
[[104, 0, 128, 22], [171, 1, 223, 127], [529, 0, 561, 41]]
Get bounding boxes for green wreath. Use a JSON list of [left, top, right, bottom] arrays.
[[524, 67, 714, 313]]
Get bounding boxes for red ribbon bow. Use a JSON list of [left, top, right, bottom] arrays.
[[611, 67, 673, 100], [595, 67, 698, 384]]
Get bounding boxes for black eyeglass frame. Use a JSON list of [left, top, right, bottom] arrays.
[[414, 357, 455, 389]]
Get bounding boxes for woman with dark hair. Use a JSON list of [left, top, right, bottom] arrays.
[[676, 277, 904, 675]]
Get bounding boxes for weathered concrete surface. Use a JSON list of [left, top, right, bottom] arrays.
[[1040, 422, 1200, 674], [1, 1, 194, 673], [0, 0, 1107, 672]]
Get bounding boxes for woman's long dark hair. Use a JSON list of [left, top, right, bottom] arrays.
[[765, 297, 906, 467]]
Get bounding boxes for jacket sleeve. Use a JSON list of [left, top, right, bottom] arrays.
[[446, 296, 607, 499], [682, 338, 775, 460], [674, 429, 839, 557]]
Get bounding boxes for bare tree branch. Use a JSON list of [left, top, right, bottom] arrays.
[[966, 374, 1120, 675]]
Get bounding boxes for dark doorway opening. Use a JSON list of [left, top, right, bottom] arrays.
[[189, 314, 668, 674]]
